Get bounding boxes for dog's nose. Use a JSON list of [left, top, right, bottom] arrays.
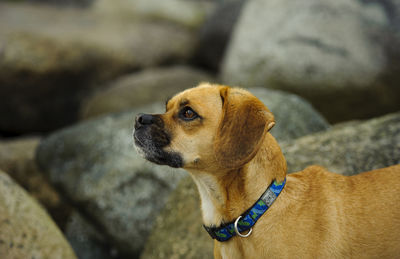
[[135, 113, 154, 128]]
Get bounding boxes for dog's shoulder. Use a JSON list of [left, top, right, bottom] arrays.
[[290, 165, 338, 179]]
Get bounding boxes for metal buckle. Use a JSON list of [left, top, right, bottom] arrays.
[[234, 216, 253, 238]]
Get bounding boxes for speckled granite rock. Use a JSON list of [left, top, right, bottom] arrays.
[[140, 177, 211, 259], [282, 112, 400, 175], [0, 171, 76, 259], [250, 87, 329, 141], [221, 0, 400, 122], [65, 212, 113, 259]]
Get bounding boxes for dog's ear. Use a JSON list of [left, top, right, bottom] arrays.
[[214, 87, 275, 169]]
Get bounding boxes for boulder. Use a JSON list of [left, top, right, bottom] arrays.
[[0, 137, 71, 229], [93, 0, 215, 29], [0, 2, 196, 134], [141, 112, 400, 259], [0, 137, 40, 177], [65, 212, 114, 259], [80, 66, 214, 119], [14, 0, 94, 7], [36, 103, 187, 257], [36, 88, 328, 257], [250, 88, 329, 141], [141, 177, 212, 259], [221, 0, 400, 123], [282, 112, 400, 175], [0, 171, 76, 259]]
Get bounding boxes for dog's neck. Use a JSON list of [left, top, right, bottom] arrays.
[[188, 133, 287, 227]]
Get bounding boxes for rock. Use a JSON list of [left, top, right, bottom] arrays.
[[37, 87, 328, 257], [282, 112, 400, 175], [36, 103, 187, 257], [65, 212, 114, 259], [16, 0, 94, 7], [0, 137, 39, 175], [0, 2, 196, 134], [250, 87, 329, 141], [0, 137, 72, 229], [93, 0, 215, 29], [141, 112, 400, 259], [140, 177, 212, 259], [81, 66, 214, 120], [0, 171, 76, 259], [194, 0, 246, 72], [221, 0, 400, 123]]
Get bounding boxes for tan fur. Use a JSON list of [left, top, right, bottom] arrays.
[[159, 83, 400, 258]]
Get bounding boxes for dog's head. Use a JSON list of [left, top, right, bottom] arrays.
[[133, 83, 275, 171]]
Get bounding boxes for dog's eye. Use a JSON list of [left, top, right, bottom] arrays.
[[180, 107, 198, 121]]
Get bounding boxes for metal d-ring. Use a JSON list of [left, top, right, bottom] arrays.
[[234, 216, 253, 238]]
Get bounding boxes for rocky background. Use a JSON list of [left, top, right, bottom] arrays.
[[0, 0, 399, 258]]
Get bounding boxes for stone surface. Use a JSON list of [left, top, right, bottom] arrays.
[[0, 2, 196, 134], [140, 177, 212, 259], [8, 0, 95, 7], [141, 112, 400, 259], [0, 137, 40, 176], [221, 0, 400, 122], [0, 137, 71, 229], [80, 66, 214, 119], [0, 171, 76, 259], [194, 0, 245, 71], [36, 103, 187, 257], [93, 0, 214, 29], [65, 212, 114, 259], [36, 87, 328, 257], [250, 87, 329, 141], [282, 112, 400, 175]]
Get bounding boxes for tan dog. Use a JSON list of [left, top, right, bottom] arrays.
[[134, 83, 400, 258]]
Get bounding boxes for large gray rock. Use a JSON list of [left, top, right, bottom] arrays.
[[0, 171, 76, 259], [221, 0, 400, 122], [8, 0, 95, 7], [36, 87, 328, 257], [0, 2, 196, 134], [282, 112, 400, 175], [250, 87, 329, 141], [80, 66, 214, 120], [141, 176, 212, 259], [93, 0, 215, 29], [36, 103, 187, 257], [141, 112, 400, 259], [65, 212, 114, 259]]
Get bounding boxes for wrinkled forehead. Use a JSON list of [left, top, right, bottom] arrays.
[[166, 84, 223, 112]]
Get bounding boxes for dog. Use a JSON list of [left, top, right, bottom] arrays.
[[134, 83, 400, 258]]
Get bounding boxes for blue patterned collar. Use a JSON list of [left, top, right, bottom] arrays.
[[203, 178, 286, 242]]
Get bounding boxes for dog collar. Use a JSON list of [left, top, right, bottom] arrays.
[[203, 178, 286, 242]]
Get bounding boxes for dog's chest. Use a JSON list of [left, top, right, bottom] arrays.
[[220, 243, 242, 259], [218, 238, 262, 259]]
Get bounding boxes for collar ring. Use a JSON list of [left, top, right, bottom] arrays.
[[234, 216, 252, 238]]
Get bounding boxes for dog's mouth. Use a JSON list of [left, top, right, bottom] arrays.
[[133, 125, 183, 168]]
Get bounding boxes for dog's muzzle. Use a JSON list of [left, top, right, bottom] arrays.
[[133, 113, 183, 168]]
